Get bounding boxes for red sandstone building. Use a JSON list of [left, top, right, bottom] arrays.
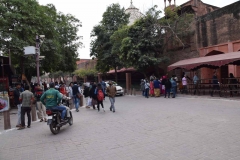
[[167, 0, 240, 81]]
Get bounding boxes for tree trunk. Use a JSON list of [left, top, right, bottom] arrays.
[[114, 66, 118, 83], [154, 65, 160, 78], [143, 73, 147, 79]]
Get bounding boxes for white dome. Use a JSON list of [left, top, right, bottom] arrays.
[[125, 1, 144, 25]]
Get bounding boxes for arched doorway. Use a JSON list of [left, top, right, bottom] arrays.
[[201, 50, 227, 81]]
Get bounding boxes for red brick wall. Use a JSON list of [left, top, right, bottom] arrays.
[[197, 1, 240, 48]]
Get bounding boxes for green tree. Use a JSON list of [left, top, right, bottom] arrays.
[[74, 68, 97, 78], [119, 5, 194, 77], [90, 3, 129, 82], [0, 0, 82, 81]]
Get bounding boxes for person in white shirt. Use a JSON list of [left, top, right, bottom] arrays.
[[145, 80, 150, 98]]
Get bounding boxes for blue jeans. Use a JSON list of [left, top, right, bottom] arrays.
[[51, 106, 66, 120], [109, 97, 115, 112], [142, 90, 145, 96], [145, 88, 149, 98], [165, 88, 170, 98], [73, 95, 80, 110], [17, 104, 22, 125]]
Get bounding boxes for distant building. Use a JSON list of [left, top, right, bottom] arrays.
[[76, 59, 97, 70], [125, 0, 144, 25]]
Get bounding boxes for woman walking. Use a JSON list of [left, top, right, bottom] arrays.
[[83, 83, 90, 108], [89, 83, 97, 110], [95, 84, 105, 112]]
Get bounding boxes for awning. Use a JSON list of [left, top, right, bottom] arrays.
[[168, 51, 240, 71]]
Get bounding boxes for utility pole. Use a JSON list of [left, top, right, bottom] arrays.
[[9, 49, 11, 66], [36, 35, 40, 84]]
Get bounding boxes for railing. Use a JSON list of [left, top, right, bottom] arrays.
[[180, 77, 240, 97]]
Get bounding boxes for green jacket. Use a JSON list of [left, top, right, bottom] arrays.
[[40, 88, 62, 109]]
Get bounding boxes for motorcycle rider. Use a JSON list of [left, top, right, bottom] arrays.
[[40, 82, 67, 121], [59, 93, 71, 118]]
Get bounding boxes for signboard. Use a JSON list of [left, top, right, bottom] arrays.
[[0, 97, 10, 112], [0, 77, 9, 91], [23, 46, 36, 55], [11, 75, 19, 83]]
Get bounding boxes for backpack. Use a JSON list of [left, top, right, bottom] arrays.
[[97, 89, 104, 101]]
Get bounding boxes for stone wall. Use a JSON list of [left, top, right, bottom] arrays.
[[197, 1, 240, 48]]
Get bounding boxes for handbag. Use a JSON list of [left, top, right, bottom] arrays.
[[77, 93, 82, 99]]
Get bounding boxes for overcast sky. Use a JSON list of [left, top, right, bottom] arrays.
[[38, 0, 237, 59]]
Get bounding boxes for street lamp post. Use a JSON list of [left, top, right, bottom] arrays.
[[35, 35, 45, 84], [8, 49, 11, 66], [36, 35, 40, 84]]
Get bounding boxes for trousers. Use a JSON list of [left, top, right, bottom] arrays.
[[109, 97, 115, 112], [17, 104, 22, 125], [37, 101, 47, 120], [73, 95, 80, 110], [21, 107, 31, 127]]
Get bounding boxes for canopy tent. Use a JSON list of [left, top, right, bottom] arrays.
[[168, 51, 240, 71]]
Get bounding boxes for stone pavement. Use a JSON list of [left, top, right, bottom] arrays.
[[1, 95, 240, 160]]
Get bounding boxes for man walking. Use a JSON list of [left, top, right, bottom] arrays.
[[193, 72, 199, 95], [211, 72, 221, 97], [182, 75, 188, 94], [72, 82, 81, 112], [18, 85, 34, 130], [165, 78, 172, 98], [106, 81, 117, 113], [14, 83, 22, 128], [35, 84, 47, 122]]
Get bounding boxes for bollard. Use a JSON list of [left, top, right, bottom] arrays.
[[80, 95, 84, 107], [69, 99, 74, 109], [133, 88, 136, 96], [4, 110, 11, 130], [31, 104, 37, 121]]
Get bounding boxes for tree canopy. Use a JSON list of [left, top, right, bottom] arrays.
[[90, 3, 129, 82], [115, 6, 194, 76], [0, 0, 82, 80]]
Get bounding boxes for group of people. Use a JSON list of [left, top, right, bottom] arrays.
[[82, 81, 117, 112], [14, 80, 117, 130], [140, 71, 239, 98], [140, 74, 178, 98]]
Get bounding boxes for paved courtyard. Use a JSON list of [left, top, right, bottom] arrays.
[[1, 95, 240, 160]]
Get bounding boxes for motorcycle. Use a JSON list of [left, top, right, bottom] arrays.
[[46, 95, 73, 135]]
